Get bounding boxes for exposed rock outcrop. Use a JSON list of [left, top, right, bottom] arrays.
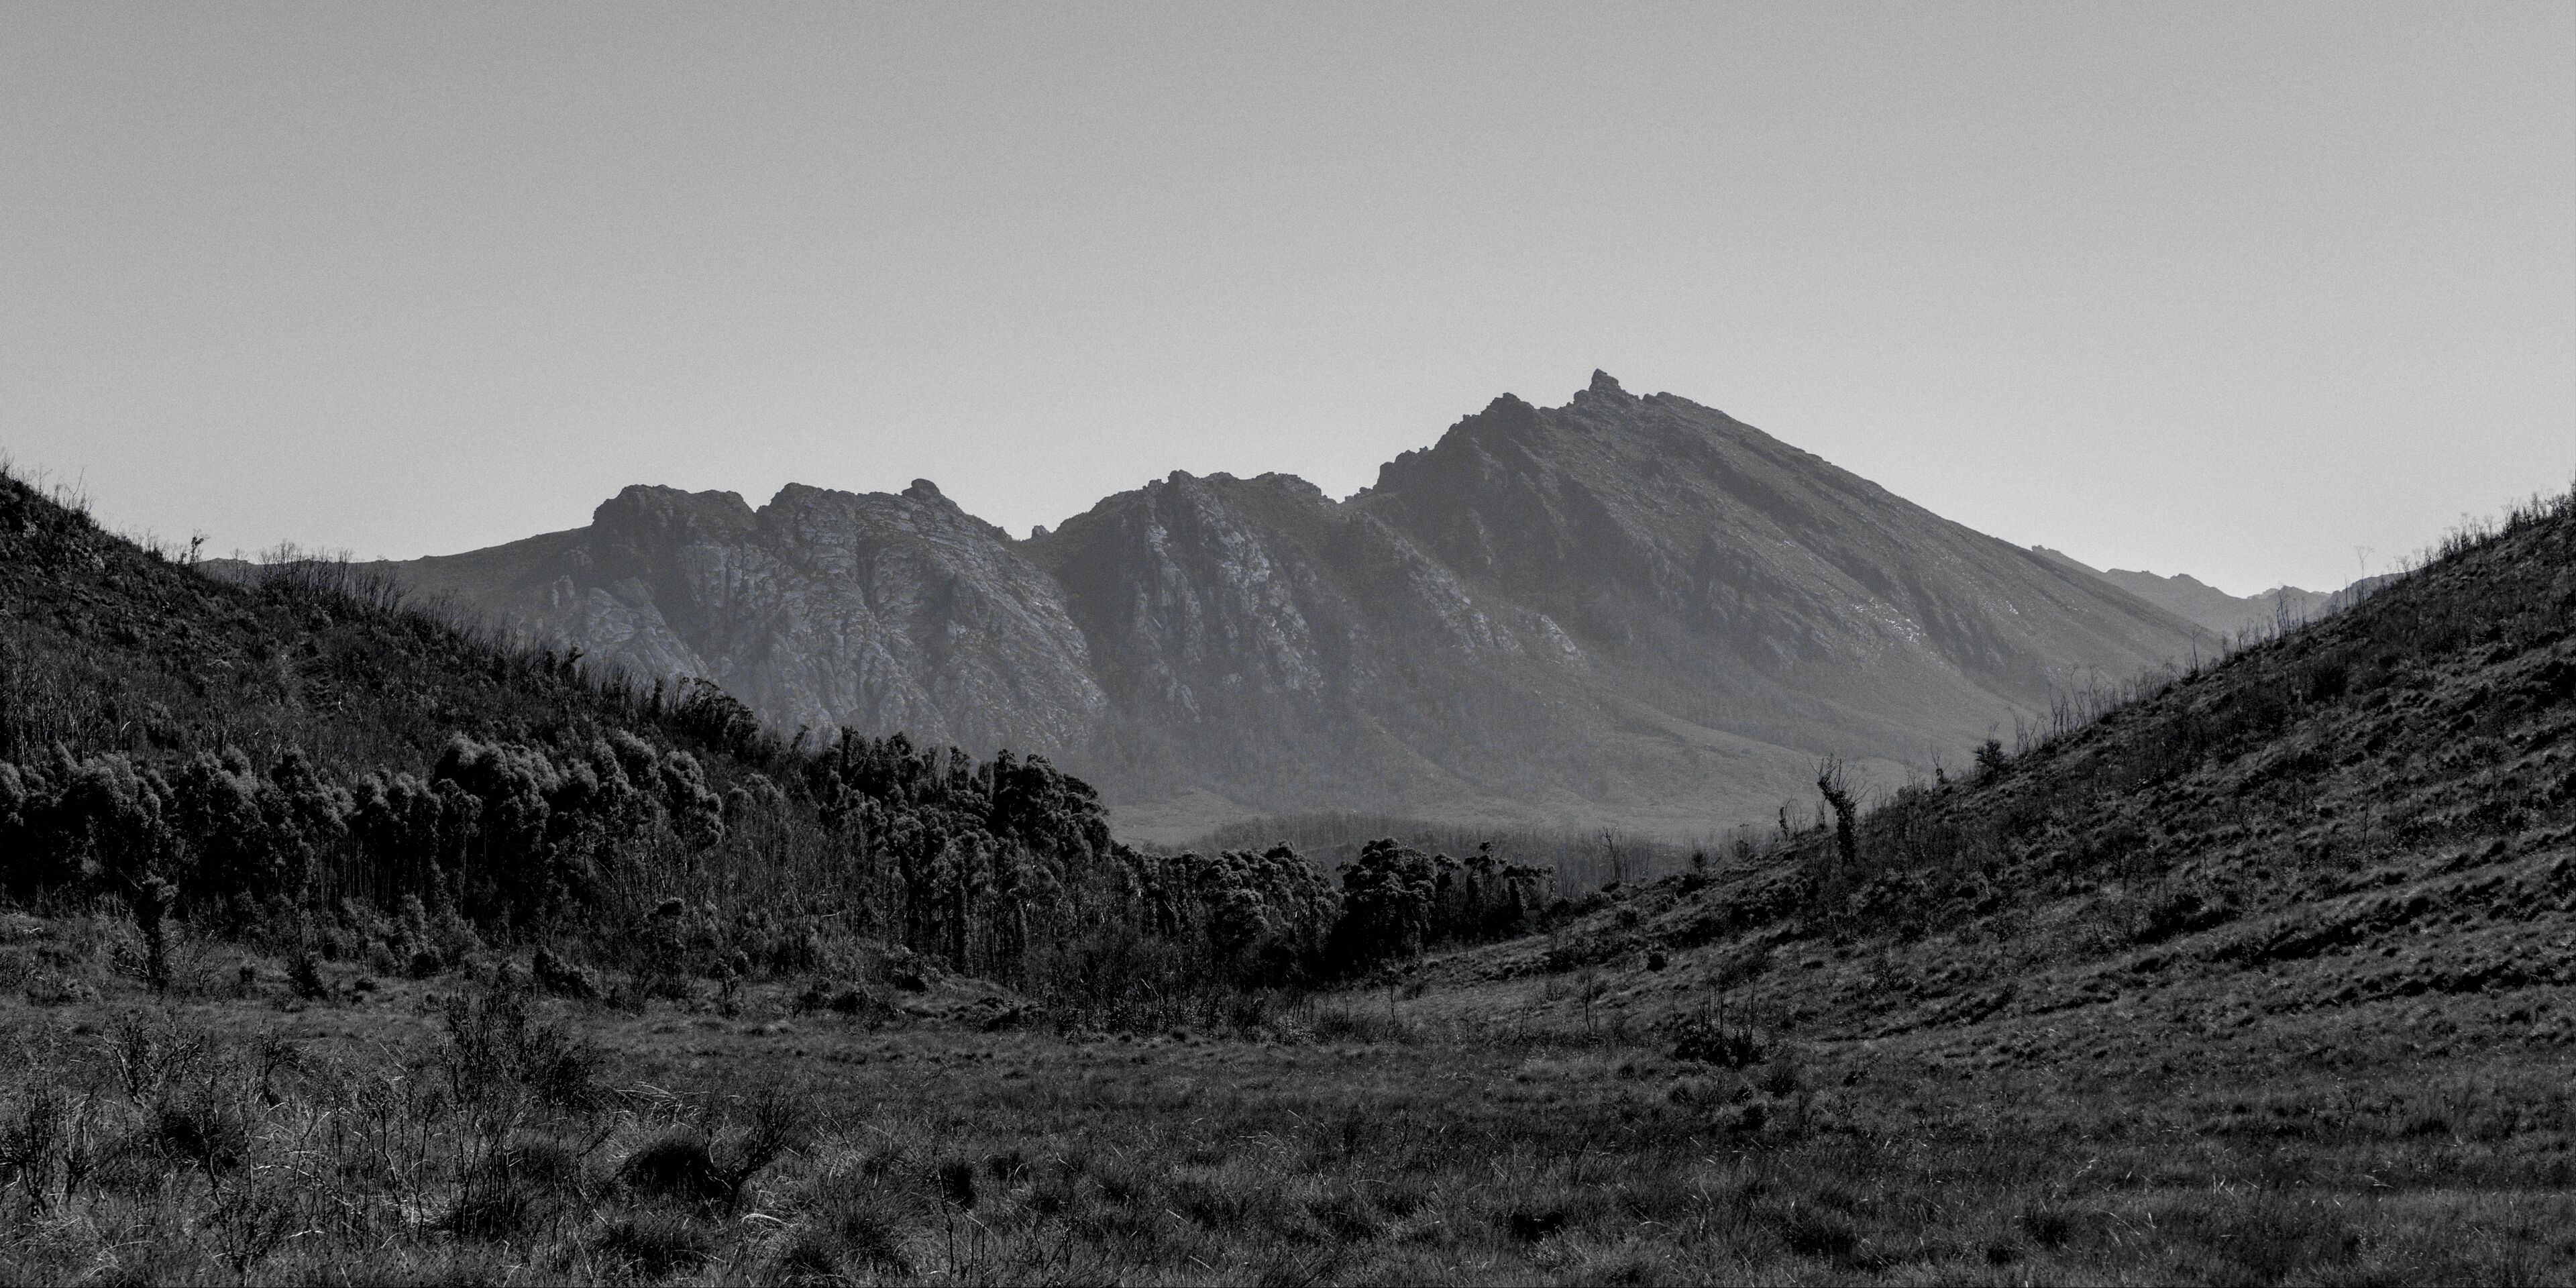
[[394, 479, 1106, 756]]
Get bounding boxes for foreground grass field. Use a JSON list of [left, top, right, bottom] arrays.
[[2, 922, 2570, 1286]]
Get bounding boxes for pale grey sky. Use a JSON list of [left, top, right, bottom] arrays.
[[4, 3, 2569, 594]]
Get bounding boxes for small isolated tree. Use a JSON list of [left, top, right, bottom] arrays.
[[1815, 757, 1858, 873], [1575, 967, 1608, 1037], [131, 876, 177, 992], [1974, 731, 2008, 778]]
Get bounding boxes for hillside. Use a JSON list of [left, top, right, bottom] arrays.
[[362, 372, 2208, 841], [1424, 488, 2576, 1070], [0, 473, 676, 774], [0, 466, 1338, 1024]]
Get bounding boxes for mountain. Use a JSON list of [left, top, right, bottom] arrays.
[[382, 479, 1110, 760], [2031, 545, 2387, 640], [0, 460, 1324, 1011], [1432, 487, 2576, 1070], [363, 373, 2210, 841]]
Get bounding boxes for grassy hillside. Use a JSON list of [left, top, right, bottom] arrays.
[[1420, 486, 2576, 1065]]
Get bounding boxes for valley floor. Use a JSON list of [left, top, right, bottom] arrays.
[[1, 926, 2570, 1286]]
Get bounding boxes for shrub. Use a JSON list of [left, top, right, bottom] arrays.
[[798, 1182, 912, 1277], [1756, 1054, 1805, 1097], [621, 1132, 729, 1203], [936, 1156, 979, 1209], [504, 1133, 586, 1195], [596, 1212, 715, 1277], [285, 945, 328, 1001], [1504, 1206, 1568, 1242], [150, 1091, 248, 1176], [730, 1089, 808, 1185], [437, 980, 604, 1110], [1, 1085, 72, 1212], [445, 1160, 537, 1240], [532, 947, 601, 1000], [2133, 884, 2236, 945], [1674, 1023, 1767, 1069]]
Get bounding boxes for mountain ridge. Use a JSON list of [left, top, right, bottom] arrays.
[[327, 374, 2222, 840], [2030, 543, 2389, 640]]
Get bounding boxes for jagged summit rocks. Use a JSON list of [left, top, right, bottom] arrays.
[[376, 376, 2208, 839], [1577, 368, 1635, 403]]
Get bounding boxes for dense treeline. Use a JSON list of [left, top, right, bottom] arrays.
[[0, 727, 1551, 1007], [1330, 839, 1554, 971], [0, 733, 723, 927], [0, 467, 1550, 1022], [1200, 811, 1712, 896]]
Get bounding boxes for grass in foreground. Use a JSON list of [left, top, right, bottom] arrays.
[[0, 931, 2570, 1286]]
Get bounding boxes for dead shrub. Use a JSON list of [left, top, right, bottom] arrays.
[[150, 1090, 248, 1177], [443, 1166, 535, 1240]]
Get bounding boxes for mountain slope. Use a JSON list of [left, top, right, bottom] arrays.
[[1426, 489, 2576, 1067], [386, 480, 1108, 757], [364, 374, 2210, 839], [2031, 543, 2386, 640], [1366, 374, 2199, 758]]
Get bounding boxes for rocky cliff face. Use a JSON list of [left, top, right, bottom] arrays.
[[380, 373, 2210, 840], [392, 478, 1106, 757]]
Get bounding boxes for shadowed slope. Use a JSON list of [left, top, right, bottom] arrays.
[[1426, 488, 2576, 1069]]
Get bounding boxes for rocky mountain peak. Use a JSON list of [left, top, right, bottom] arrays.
[[1474, 392, 1540, 430], [757, 478, 1016, 547], [379, 377, 2216, 841], [1574, 368, 1635, 407], [590, 484, 757, 550]]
